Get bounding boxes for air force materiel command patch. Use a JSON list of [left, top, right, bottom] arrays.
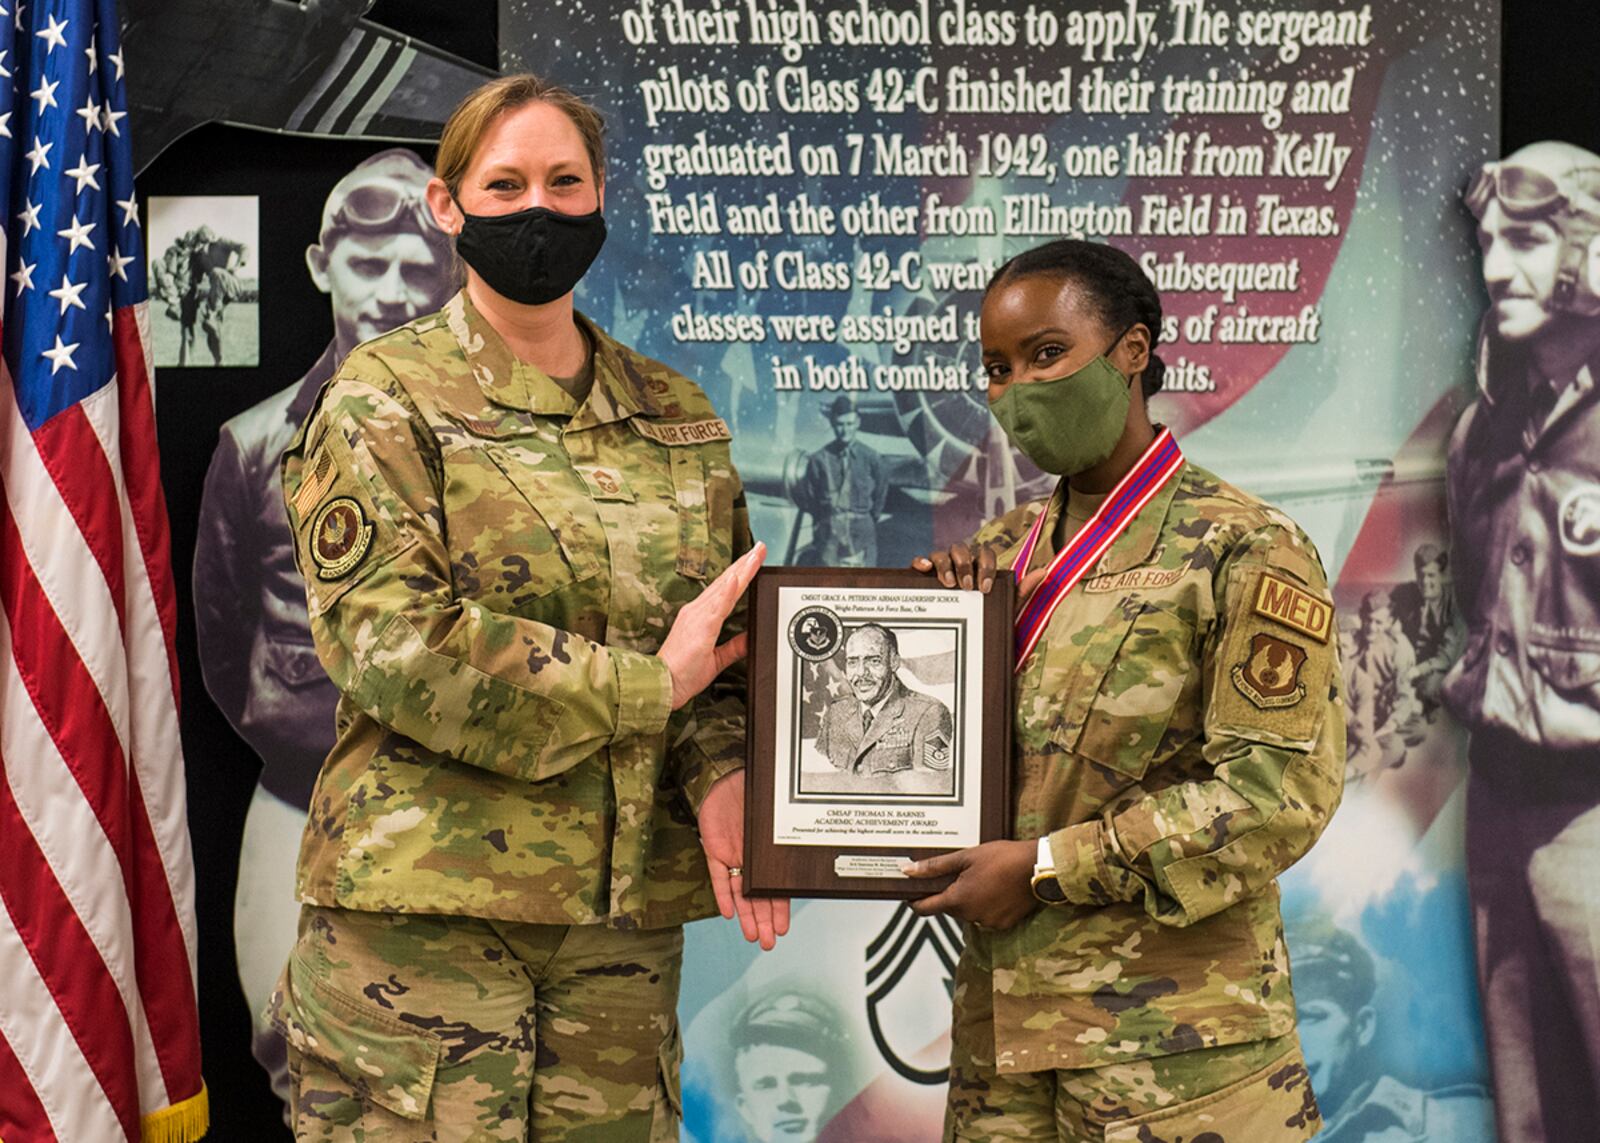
[[1233, 632, 1309, 709], [310, 497, 374, 581], [1252, 572, 1332, 643]]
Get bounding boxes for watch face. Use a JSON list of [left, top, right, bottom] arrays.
[[1031, 873, 1066, 904]]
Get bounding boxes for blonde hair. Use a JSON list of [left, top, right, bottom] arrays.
[[435, 74, 606, 197]]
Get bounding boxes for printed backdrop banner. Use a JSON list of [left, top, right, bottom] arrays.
[[497, 1, 1501, 1140], [134, 0, 1505, 1136]]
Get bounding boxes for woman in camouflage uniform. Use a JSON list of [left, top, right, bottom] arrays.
[[271, 75, 786, 1141], [908, 241, 1345, 1142]]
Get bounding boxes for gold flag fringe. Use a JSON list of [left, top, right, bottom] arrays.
[[142, 1083, 210, 1142]]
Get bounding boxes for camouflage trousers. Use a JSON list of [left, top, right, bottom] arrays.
[[946, 949, 1320, 1142], [268, 906, 684, 1142]]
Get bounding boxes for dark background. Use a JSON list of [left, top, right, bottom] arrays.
[[139, 0, 1598, 1137], [140, 3, 496, 1138]]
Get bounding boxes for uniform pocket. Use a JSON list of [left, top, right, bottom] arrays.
[[1527, 639, 1600, 697], [1053, 601, 1194, 781], [478, 443, 602, 598], [273, 952, 442, 1126], [671, 449, 711, 580], [295, 429, 416, 618], [1103, 1041, 1320, 1143], [649, 1022, 684, 1141]]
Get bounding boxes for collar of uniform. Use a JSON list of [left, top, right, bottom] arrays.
[[1342, 1075, 1424, 1137], [444, 290, 656, 424], [567, 311, 657, 430], [286, 341, 341, 425], [1027, 481, 1069, 573], [1027, 455, 1182, 577]]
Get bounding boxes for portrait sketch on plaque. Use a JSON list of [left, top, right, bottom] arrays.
[[769, 585, 987, 855], [792, 616, 958, 800]]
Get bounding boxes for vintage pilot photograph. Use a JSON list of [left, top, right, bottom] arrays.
[[147, 195, 260, 368]]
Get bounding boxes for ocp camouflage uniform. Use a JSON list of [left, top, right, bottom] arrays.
[[948, 461, 1345, 1142], [269, 290, 749, 1140]]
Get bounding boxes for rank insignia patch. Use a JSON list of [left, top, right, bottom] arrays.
[[1252, 572, 1332, 643], [1232, 632, 1308, 709], [925, 734, 952, 771], [310, 497, 374, 581]]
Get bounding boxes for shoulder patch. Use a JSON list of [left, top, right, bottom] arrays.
[[1252, 572, 1332, 643], [1265, 544, 1317, 585], [292, 446, 337, 520], [309, 496, 374, 581], [633, 417, 732, 446], [1232, 633, 1308, 708]]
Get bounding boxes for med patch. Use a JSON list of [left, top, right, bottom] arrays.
[[1252, 572, 1332, 643]]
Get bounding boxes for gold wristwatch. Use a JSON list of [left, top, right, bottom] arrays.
[[1030, 836, 1067, 905]]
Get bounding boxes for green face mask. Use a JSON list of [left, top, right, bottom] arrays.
[[988, 350, 1131, 476]]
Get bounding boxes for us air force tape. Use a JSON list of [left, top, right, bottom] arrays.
[[310, 496, 374, 581], [633, 417, 732, 446]]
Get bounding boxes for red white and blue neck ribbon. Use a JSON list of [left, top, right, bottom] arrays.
[[1012, 428, 1185, 671]]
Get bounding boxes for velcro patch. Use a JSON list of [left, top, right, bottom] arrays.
[[292, 447, 337, 519], [633, 417, 732, 446], [310, 497, 374, 581], [1252, 572, 1332, 643], [1082, 566, 1186, 594], [581, 465, 634, 501], [1231, 632, 1308, 709]]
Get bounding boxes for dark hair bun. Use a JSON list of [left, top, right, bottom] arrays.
[[1142, 351, 1166, 398]]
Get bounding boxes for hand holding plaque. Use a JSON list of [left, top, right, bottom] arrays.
[[742, 568, 1014, 899]]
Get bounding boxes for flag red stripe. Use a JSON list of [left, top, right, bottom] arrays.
[[0, 751, 140, 1140], [0, 1026, 60, 1143], [124, 770, 203, 1096], [32, 404, 128, 636], [0, 492, 197, 1102], [0, 495, 136, 861], [113, 312, 180, 706]]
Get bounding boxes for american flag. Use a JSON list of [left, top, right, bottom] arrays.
[[0, 0, 206, 1140]]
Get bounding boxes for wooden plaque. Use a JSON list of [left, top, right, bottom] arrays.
[[743, 567, 1014, 899]]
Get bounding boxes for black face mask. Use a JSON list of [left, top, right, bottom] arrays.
[[453, 203, 607, 305]]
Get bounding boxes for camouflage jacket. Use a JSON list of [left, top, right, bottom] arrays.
[[971, 460, 1345, 1072], [280, 291, 750, 929]]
